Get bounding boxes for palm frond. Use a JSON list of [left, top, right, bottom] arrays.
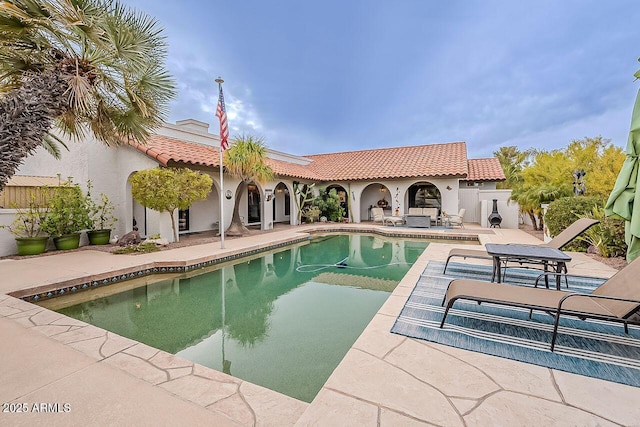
[[41, 132, 69, 158]]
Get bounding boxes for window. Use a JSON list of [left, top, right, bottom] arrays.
[[178, 209, 189, 231]]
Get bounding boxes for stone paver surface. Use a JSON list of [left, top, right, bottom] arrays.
[[295, 226, 638, 426], [1, 224, 637, 426]]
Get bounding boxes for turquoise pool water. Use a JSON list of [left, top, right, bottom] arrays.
[[54, 234, 429, 402]]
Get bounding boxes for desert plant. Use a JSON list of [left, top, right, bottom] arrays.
[[303, 206, 321, 223], [545, 196, 602, 251], [0, 0, 175, 190], [578, 206, 627, 258], [294, 182, 315, 224], [223, 135, 274, 235]]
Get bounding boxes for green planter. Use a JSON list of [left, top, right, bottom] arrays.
[[53, 233, 81, 250], [15, 237, 48, 256], [87, 229, 111, 245]]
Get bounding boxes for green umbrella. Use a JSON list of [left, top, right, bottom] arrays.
[[605, 87, 640, 262]]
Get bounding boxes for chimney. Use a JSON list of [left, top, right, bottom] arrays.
[[175, 119, 210, 134]]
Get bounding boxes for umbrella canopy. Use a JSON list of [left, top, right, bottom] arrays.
[[605, 88, 640, 262]]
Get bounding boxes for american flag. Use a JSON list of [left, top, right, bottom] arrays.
[[216, 85, 229, 150]]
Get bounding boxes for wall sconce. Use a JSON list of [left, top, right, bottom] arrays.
[[276, 187, 284, 194], [225, 190, 233, 200], [380, 185, 386, 192], [446, 185, 452, 191], [265, 189, 274, 202]]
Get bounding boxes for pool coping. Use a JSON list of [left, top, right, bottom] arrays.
[[10, 224, 479, 304]]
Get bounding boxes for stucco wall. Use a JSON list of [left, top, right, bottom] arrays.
[[478, 189, 518, 229]]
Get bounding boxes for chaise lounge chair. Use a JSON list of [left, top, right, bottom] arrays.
[[443, 217, 600, 274], [439, 255, 640, 351]]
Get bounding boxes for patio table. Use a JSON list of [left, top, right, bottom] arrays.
[[404, 214, 431, 228], [485, 243, 572, 290]]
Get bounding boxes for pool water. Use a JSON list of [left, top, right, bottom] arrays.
[[54, 234, 429, 402]]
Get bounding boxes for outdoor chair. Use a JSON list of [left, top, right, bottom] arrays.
[[439, 255, 640, 351], [444, 208, 465, 228], [371, 207, 385, 224], [443, 217, 600, 275], [372, 207, 404, 226], [423, 208, 439, 225]]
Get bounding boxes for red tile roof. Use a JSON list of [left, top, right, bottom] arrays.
[[304, 142, 469, 180], [131, 136, 504, 182], [130, 135, 221, 168], [466, 158, 506, 181]]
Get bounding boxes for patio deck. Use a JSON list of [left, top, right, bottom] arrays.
[[1, 223, 638, 426]]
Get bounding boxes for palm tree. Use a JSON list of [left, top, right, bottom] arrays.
[[223, 135, 273, 236], [0, 0, 175, 190]]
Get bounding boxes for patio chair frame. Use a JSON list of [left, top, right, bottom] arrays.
[[439, 269, 640, 351], [443, 218, 600, 275]]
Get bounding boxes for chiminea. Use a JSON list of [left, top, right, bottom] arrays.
[[488, 199, 502, 228]]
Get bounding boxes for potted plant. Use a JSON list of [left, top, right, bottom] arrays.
[[40, 178, 91, 250], [85, 181, 117, 245], [1, 194, 50, 255]]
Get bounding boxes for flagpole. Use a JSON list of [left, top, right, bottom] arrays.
[[215, 77, 226, 249], [219, 137, 225, 249]]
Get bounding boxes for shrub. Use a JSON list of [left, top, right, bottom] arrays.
[[545, 196, 602, 251], [0, 193, 49, 238], [85, 181, 117, 231], [113, 242, 160, 254], [40, 179, 91, 237], [546, 196, 626, 256], [578, 206, 626, 258], [312, 188, 345, 222]]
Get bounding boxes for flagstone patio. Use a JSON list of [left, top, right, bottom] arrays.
[[1, 223, 638, 426]]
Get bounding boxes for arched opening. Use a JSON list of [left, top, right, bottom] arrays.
[[273, 182, 291, 224], [360, 183, 392, 221], [407, 182, 442, 214], [247, 182, 261, 225], [326, 184, 349, 219]]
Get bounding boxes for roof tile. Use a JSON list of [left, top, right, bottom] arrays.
[[305, 143, 469, 180], [131, 136, 502, 182], [466, 158, 506, 181]]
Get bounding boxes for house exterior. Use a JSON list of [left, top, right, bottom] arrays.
[[0, 119, 508, 255]]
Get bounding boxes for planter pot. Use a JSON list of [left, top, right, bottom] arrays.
[[87, 229, 111, 245], [15, 237, 48, 256], [53, 233, 81, 250]]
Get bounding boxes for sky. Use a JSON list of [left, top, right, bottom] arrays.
[[126, 0, 640, 159]]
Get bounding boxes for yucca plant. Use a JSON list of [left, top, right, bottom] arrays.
[[0, 0, 175, 190]]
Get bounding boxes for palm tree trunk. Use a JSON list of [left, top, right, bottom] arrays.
[[527, 211, 539, 230], [226, 181, 250, 236], [0, 70, 69, 190]]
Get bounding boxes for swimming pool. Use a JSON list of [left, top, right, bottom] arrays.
[[47, 233, 429, 402]]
